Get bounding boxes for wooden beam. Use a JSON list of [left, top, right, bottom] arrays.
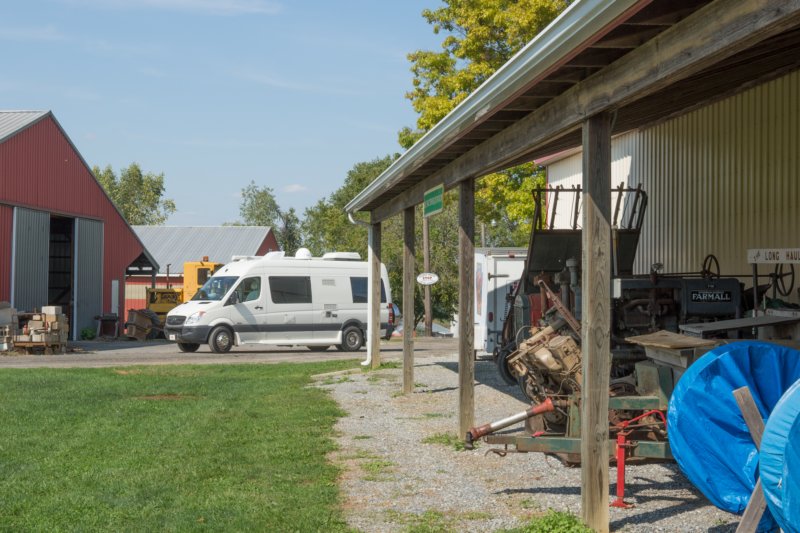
[[368, 0, 800, 223], [458, 178, 475, 439], [733, 387, 767, 533], [369, 222, 382, 370], [580, 112, 612, 533], [402, 206, 415, 394], [589, 25, 665, 49]]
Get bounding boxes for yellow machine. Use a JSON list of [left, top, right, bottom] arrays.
[[146, 258, 222, 323]]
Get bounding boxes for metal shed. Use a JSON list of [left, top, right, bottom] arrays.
[[0, 110, 158, 339], [344, 1, 800, 530], [125, 226, 279, 310]]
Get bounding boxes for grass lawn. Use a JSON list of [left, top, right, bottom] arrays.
[[0, 361, 358, 531]]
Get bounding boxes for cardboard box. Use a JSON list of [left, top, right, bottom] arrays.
[[42, 306, 62, 315]]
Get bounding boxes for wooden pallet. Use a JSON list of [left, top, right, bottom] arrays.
[[14, 341, 66, 355]]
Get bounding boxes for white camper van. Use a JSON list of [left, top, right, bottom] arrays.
[[164, 250, 395, 353], [474, 248, 526, 356]]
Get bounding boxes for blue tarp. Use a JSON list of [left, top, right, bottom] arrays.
[[761, 378, 800, 533], [667, 341, 800, 533]]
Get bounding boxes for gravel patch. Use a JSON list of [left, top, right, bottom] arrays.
[[319, 353, 741, 532]]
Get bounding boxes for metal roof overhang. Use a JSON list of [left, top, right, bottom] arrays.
[[346, 0, 800, 224]]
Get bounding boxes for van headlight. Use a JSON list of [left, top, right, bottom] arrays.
[[184, 311, 206, 326]]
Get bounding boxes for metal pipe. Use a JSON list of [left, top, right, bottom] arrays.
[[347, 212, 375, 367], [466, 398, 556, 446]]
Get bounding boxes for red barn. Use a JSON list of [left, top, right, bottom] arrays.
[[0, 110, 158, 339]]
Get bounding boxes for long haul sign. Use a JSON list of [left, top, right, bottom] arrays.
[[747, 248, 800, 264]]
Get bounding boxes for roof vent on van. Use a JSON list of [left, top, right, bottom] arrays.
[[321, 252, 361, 261], [231, 255, 260, 262], [295, 248, 313, 259], [263, 251, 285, 260]]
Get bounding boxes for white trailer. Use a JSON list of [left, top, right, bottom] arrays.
[[474, 248, 526, 355]]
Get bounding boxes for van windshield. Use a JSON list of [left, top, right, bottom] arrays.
[[192, 276, 239, 301]]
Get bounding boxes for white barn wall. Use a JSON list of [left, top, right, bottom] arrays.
[[546, 70, 800, 299]]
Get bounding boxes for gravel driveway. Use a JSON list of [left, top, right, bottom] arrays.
[[320, 350, 741, 532]]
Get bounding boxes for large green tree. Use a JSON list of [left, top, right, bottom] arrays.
[[235, 181, 303, 254], [400, 0, 568, 247], [93, 163, 176, 225]]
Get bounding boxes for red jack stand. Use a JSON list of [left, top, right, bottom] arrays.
[[610, 409, 667, 509], [611, 431, 634, 509]]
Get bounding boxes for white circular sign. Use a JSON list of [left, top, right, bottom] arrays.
[[416, 272, 439, 286]]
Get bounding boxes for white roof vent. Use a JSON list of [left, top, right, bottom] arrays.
[[321, 252, 361, 261], [231, 255, 260, 262], [295, 247, 313, 259], [263, 251, 285, 260]]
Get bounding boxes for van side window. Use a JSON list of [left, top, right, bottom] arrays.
[[349, 277, 386, 303], [235, 276, 261, 303], [269, 276, 312, 304]]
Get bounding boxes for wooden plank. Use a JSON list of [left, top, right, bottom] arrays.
[[626, 330, 718, 349], [733, 387, 765, 448], [369, 223, 382, 370], [458, 179, 475, 439], [402, 207, 415, 394], [680, 315, 800, 338], [368, 0, 800, 223], [732, 387, 767, 533], [580, 112, 612, 533], [737, 479, 767, 533]]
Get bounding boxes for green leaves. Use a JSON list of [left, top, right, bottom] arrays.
[[235, 181, 302, 255], [93, 162, 176, 226], [406, 0, 571, 133]]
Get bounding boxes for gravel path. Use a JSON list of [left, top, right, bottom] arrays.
[[319, 353, 741, 532]]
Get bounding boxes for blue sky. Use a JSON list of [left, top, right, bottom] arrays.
[[1, 0, 442, 225]]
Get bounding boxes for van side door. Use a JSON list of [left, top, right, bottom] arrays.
[[228, 276, 264, 344], [266, 275, 314, 342]]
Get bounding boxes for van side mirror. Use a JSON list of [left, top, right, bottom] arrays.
[[227, 291, 239, 306]]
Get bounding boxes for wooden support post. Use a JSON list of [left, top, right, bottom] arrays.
[[458, 179, 475, 439], [581, 112, 612, 533], [403, 206, 416, 394], [423, 215, 433, 337], [733, 386, 767, 533], [369, 222, 382, 370]]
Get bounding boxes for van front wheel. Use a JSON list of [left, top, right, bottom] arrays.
[[340, 326, 364, 352], [209, 326, 234, 353]]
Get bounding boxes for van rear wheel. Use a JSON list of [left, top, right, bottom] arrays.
[[340, 326, 364, 352], [209, 326, 233, 353], [178, 343, 200, 353]]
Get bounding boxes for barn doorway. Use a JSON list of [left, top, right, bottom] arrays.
[[48, 216, 74, 325]]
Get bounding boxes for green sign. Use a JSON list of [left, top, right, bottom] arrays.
[[423, 184, 444, 217]]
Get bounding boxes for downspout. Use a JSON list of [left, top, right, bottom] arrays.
[[347, 211, 374, 367]]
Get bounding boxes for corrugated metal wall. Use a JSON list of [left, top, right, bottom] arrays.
[[13, 207, 49, 311], [634, 71, 800, 282], [74, 218, 103, 340], [0, 205, 12, 301], [546, 70, 800, 300]]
